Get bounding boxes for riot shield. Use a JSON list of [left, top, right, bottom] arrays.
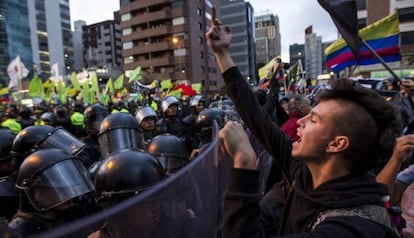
[[30, 121, 233, 238]]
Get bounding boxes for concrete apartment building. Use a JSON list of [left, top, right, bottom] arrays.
[[82, 12, 123, 71], [255, 13, 281, 66], [119, 0, 222, 94]]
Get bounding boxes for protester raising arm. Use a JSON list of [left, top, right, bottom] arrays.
[[206, 7, 297, 179], [377, 134, 414, 204]]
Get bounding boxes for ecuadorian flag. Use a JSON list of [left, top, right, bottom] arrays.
[[325, 12, 401, 72]]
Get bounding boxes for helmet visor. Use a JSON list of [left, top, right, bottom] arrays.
[[155, 155, 189, 174], [25, 159, 94, 211], [40, 128, 85, 155], [86, 113, 107, 133], [99, 128, 144, 160]]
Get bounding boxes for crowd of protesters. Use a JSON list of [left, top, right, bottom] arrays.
[[0, 8, 414, 238]]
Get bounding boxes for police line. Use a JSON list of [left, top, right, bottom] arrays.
[[31, 122, 233, 238]]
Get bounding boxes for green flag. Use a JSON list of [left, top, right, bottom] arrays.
[[43, 80, 54, 100], [114, 74, 124, 90], [191, 83, 202, 94], [71, 72, 81, 90], [81, 81, 92, 103], [90, 72, 99, 93], [100, 94, 109, 106], [28, 75, 44, 98], [57, 80, 67, 103], [128, 66, 142, 83], [161, 79, 173, 91], [106, 78, 114, 95]]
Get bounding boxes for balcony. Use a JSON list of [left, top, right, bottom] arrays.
[[120, 0, 170, 14], [122, 25, 172, 42], [125, 56, 174, 70], [123, 41, 170, 56], [121, 9, 171, 28]]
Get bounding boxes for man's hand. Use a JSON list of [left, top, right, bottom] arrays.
[[205, 6, 232, 55], [219, 121, 257, 170], [391, 134, 414, 162]]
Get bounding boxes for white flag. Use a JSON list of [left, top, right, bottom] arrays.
[[51, 63, 59, 81], [7, 55, 29, 90]]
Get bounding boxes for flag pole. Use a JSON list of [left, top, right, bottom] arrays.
[[17, 55, 23, 109], [359, 38, 400, 82]]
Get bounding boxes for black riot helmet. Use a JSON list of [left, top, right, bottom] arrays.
[[189, 95, 209, 108], [11, 125, 85, 165], [95, 149, 165, 206], [135, 106, 157, 126], [195, 108, 226, 145], [0, 129, 16, 176], [84, 103, 108, 134], [223, 110, 243, 124], [98, 112, 144, 160], [16, 148, 94, 212], [161, 96, 179, 113], [0, 129, 15, 161], [40, 112, 56, 126], [147, 134, 190, 174]]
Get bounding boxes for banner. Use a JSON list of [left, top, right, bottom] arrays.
[[7, 55, 29, 90], [325, 12, 401, 72], [258, 56, 279, 80]]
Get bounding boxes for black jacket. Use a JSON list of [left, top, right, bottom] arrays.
[[222, 67, 399, 238]]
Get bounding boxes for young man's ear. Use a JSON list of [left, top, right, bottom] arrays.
[[325, 136, 349, 153]]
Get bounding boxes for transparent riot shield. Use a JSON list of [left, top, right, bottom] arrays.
[[31, 122, 233, 238]]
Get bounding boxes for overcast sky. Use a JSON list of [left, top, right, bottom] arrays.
[[70, 0, 339, 61]]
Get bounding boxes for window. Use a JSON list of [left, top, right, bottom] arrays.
[[123, 42, 133, 49], [121, 13, 131, 21], [173, 17, 185, 26], [122, 28, 132, 35], [124, 56, 134, 64]]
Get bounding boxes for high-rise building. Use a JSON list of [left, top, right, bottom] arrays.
[[304, 26, 323, 79], [221, 0, 256, 84], [82, 12, 122, 71], [255, 13, 281, 66], [289, 43, 305, 66], [0, 0, 32, 85], [356, 0, 414, 74], [28, 0, 73, 78], [73, 20, 86, 71], [120, 0, 222, 94]]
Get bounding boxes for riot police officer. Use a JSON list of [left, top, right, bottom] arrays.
[[0, 129, 18, 220], [8, 149, 95, 237], [83, 103, 108, 168], [11, 125, 88, 167], [94, 149, 165, 238], [156, 96, 187, 141], [195, 108, 226, 146], [147, 134, 190, 174], [40, 112, 57, 127], [136, 106, 158, 148], [98, 112, 144, 161], [182, 95, 209, 151]]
